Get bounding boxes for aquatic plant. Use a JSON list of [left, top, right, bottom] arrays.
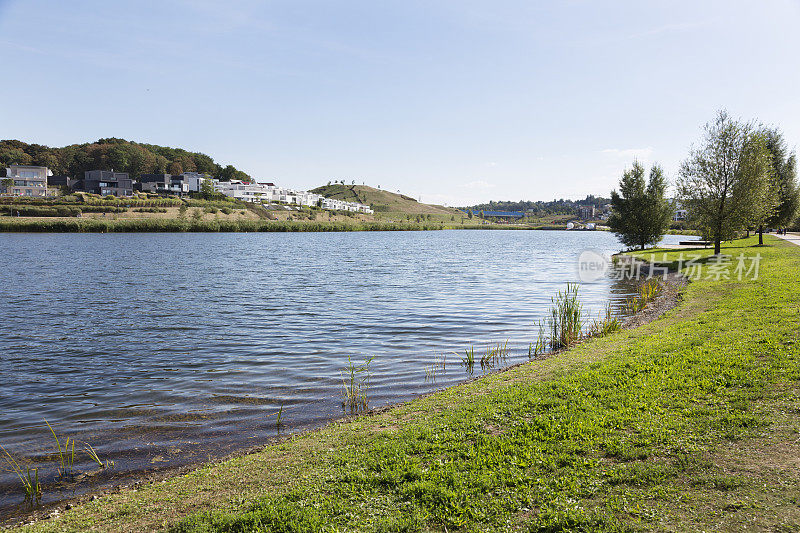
[[547, 283, 584, 349], [46, 420, 75, 479], [84, 443, 114, 470], [461, 346, 475, 369], [341, 356, 374, 413], [424, 354, 447, 382], [469, 340, 509, 370], [625, 279, 662, 314], [0, 445, 41, 504], [587, 304, 622, 337], [530, 321, 548, 358]]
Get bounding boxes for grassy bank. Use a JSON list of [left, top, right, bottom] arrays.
[[0, 218, 546, 232], [14, 236, 800, 531], [0, 218, 451, 233]]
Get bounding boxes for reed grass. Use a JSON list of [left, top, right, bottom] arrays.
[[587, 304, 622, 338], [529, 322, 548, 358], [460, 346, 476, 370], [84, 443, 114, 469], [341, 356, 374, 413], [46, 420, 75, 479], [0, 445, 41, 504], [424, 354, 447, 382], [625, 279, 662, 314], [547, 283, 584, 349]]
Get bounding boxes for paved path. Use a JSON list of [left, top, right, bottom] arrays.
[[774, 233, 800, 247]]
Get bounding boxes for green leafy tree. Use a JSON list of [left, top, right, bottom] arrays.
[[677, 111, 776, 254], [607, 161, 673, 250], [763, 128, 800, 233], [1, 177, 13, 193], [740, 132, 778, 245], [200, 177, 216, 200], [467, 209, 473, 219]]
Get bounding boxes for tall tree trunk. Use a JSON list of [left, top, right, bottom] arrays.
[[745, 228, 750, 237], [714, 239, 721, 255], [758, 225, 764, 246]]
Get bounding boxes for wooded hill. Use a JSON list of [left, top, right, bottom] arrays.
[[0, 138, 251, 181]]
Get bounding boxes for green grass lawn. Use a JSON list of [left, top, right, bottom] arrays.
[[16, 236, 800, 532]]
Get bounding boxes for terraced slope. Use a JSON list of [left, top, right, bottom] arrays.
[[311, 184, 460, 216]]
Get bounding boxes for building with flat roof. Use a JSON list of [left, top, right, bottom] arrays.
[[83, 170, 133, 197], [2, 165, 52, 196]]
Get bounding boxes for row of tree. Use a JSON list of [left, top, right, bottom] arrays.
[[609, 110, 799, 254], [466, 196, 610, 217], [0, 138, 252, 182]]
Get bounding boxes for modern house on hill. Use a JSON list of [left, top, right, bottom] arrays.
[[2, 165, 52, 196], [82, 170, 133, 197], [137, 174, 192, 196]]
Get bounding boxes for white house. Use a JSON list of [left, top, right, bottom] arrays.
[[211, 179, 374, 213], [3, 165, 52, 197]]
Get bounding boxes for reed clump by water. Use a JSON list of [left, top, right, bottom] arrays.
[[341, 356, 374, 413], [460, 346, 476, 370], [530, 280, 657, 358], [480, 341, 510, 369], [0, 445, 41, 504], [46, 420, 75, 479], [625, 278, 662, 314], [587, 304, 623, 338], [84, 443, 114, 470], [547, 283, 584, 350], [424, 354, 447, 382]]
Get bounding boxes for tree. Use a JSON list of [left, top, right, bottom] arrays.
[[200, 177, 216, 199], [740, 132, 778, 245], [677, 111, 776, 254], [607, 161, 673, 250], [467, 209, 473, 219], [1, 177, 13, 193], [764, 128, 800, 233], [168, 161, 184, 175]]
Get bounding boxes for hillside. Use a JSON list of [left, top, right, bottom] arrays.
[[311, 184, 459, 216], [0, 138, 251, 181]]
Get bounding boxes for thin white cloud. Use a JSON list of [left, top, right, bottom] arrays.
[[463, 180, 495, 190], [600, 147, 654, 160]]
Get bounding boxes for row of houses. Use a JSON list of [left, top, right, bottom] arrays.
[[212, 180, 373, 213], [1, 165, 373, 213]]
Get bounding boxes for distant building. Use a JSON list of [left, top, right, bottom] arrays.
[[137, 174, 170, 194], [47, 175, 76, 190], [578, 205, 596, 220], [2, 165, 52, 197], [137, 174, 191, 195], [180, 172, 211, 193], [83, 170, 133, 197], [479, 211, 524, 220], [670, 200, 687, 221]]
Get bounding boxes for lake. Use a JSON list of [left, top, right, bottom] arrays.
[[0, 230, 691, 514]]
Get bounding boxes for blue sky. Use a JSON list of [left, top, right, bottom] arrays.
[[1, 1, 798, 206]]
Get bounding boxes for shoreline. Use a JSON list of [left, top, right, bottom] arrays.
[[5, 260, 688, 528], [0, 217, 697, 234]]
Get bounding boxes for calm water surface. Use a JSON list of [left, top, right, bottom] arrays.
[[0, 230, 692, 514]]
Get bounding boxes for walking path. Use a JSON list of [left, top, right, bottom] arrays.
[[774, 232, 800, 247]]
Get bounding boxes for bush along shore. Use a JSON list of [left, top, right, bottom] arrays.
[[0, 218, 556, 233], [0, 218, 451, 233], [13, 235, 800, 532]]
